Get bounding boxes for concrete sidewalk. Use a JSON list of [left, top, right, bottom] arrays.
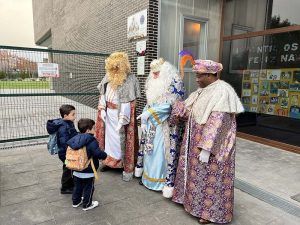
[[0, 140, 300, 225], [236, 138, 300, 208]]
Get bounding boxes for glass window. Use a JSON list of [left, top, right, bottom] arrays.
[[223, 0, 300, 36], [183, 19, 202, 60], [221, 31, 300, 146], [182, 18, 207, 67], [223, 0, 268, 36], [181, 18, 207, 97]]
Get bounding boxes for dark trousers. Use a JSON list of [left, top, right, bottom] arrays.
[[72, 176, 95, 208], [61, 164, 74, 190]]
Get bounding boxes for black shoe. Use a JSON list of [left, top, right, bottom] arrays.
[[100, 166, 110, 172], [139, 180, 143, 186], [61, 188, 73, 194]]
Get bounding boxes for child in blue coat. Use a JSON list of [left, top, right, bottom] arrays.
[[67, 118, 107, 211], [46, 104, 78, 194]]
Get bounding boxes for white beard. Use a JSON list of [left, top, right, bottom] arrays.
[[146, 77, 167, 105], [145, 62, 178, 105]]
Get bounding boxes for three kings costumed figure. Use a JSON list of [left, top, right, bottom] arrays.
[[95, 52, 141, 181], [171, 56, 244, 224], [135, 58, 185, 198]]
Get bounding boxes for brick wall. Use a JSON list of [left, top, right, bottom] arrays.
[[32, 0, 159, 115]]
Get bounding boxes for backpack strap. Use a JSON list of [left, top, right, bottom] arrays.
[[90, 159, 99, 181], [84, 156, 99, 180]]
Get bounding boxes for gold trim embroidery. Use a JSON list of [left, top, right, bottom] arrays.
[[143, 172, 166, 182], [147, 108, 161, 124]]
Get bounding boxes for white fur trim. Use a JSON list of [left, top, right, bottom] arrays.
[[122, 171, 133, 182], [185, 80, 244, 125], [162, 186, 174, 198], [134, 167, 143, 178]]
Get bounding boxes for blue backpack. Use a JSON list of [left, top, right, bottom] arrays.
[[47, 133, 60, 155]]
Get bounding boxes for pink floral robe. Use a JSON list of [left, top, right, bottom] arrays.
[[171, 102, 237, 224]]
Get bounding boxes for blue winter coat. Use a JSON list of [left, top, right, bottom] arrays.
[[46, 119, 78, 162], [67, 133, 107, 173]]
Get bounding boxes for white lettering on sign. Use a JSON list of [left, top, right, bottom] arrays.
[[281, 54, 296, 62]]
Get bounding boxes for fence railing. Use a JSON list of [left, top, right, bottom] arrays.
[[0, 45, 109, 148]]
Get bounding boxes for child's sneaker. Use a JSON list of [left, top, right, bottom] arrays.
[[83, 201, 99, 211], [72, 197, 83, 208]]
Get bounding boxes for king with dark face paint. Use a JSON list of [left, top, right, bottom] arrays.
[[171, 59, 244, 224]]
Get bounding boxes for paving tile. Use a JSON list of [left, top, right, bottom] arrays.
[[98, 197, 154, 225], [0, 153, 31, 166], [1, 184, 42, 206], [30, 153, 59, 167], [0, 171, 38, 191], [34, 220, 56, 225], [49, 198, 118, 225], [35, 163, 61, 174], [0, 198, 53, 225], [42, 189, 66, 203], [0, 148, 29, 157], [1, 162, 34, 174], [38, 170, 61, 191]]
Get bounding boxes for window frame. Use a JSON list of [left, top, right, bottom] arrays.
[[179, 14, 208, 73]]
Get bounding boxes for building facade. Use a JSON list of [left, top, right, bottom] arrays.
[[32, 0, 300, 152]]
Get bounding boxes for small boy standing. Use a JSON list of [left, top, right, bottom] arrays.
[[67, 118, 107, 211], [46, 104, 78, 194]]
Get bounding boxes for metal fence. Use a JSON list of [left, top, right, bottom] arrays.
[[0, 45, 108, 148]]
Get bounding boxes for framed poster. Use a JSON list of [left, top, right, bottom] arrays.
[[266, 104, 275, 115], [290, 106, 300, 119], [267, 69, 281, 80], [281, 69, 292, 80], [137, 56, 145, 75], [127, 9, 147, 40], [136, 40, 146, 56]]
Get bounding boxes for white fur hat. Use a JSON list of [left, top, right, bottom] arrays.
[[150, 58, 165, 72]]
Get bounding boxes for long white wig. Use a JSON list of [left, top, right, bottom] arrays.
[[146, 60, 178, 105]]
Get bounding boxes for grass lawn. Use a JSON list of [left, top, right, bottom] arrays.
[[0, 81, 50, 89]]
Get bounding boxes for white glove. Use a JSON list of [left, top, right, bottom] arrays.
[[141, 124, 147, 134], [101, 110, 106, 123], [115, 123, 122, 131], [137, 111, 150, 122], [199, 149, 211, 163]]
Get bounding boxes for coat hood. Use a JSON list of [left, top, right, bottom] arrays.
[[46, 119, 66, 134], [67, 133, 94, 150]]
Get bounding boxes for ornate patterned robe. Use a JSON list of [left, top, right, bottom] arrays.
[[171, 101, 237, 223], [136, 75, 184, 194]]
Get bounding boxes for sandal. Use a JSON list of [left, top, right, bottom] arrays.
[[198, 218, 211, 224]]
